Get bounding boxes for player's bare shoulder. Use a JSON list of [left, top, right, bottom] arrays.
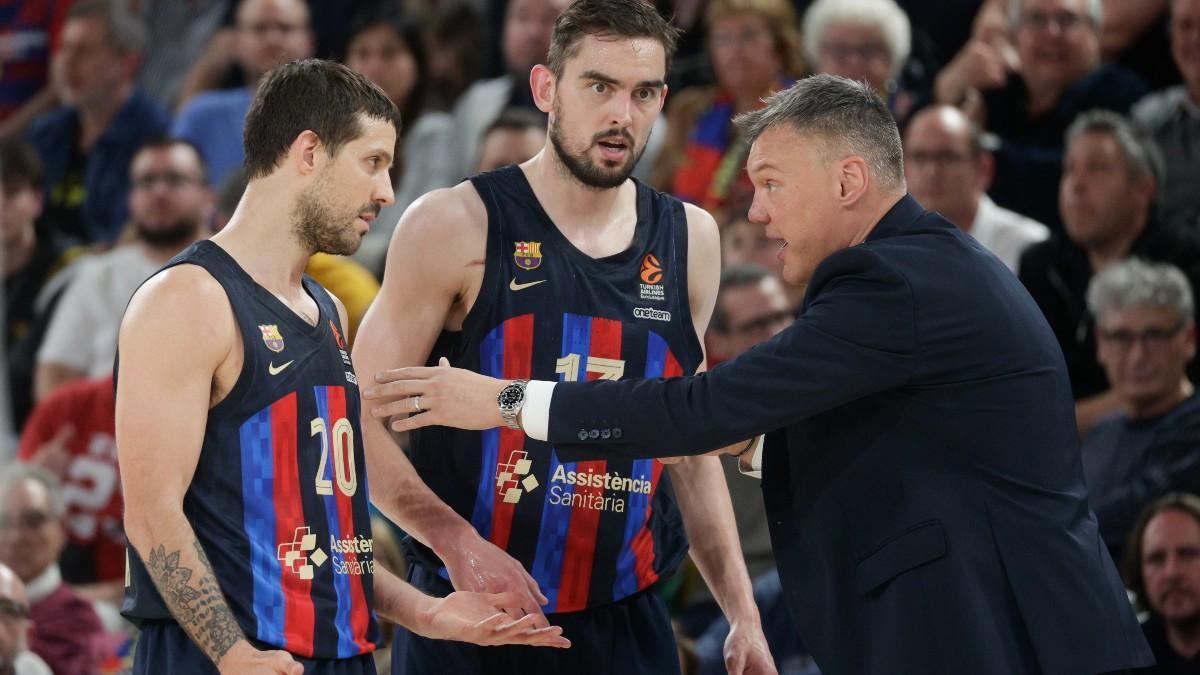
[[119, 264, 241, 398], [388, 181, 488, 264]]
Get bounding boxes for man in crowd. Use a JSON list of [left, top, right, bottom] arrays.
[[26, 0, 169, 245], [0, 465, 104, 675], [34, 138, 213, 401], [1018, 110, 1200, 432], [1081, 259, 1200, 556], [0, 563, 52, 675], [903, 104, 1048, 272], [1124, 493, 1200, 672]]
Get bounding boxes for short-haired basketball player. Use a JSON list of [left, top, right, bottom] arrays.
[[353, 2, 775, 674], [117, 59, 568, 675]]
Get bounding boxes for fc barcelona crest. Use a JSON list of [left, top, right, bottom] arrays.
[[514, 241, 542, 270], [259, 324, 285, 352]]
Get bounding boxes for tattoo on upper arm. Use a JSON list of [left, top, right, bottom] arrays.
[[145, 541, 243, 665]]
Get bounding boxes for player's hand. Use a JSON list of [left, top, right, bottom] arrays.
[[364, 357, 506, 433], [416, 590, 571, 648], [723, 619, 777, 675], [216, 640, 303, 675], [435, 525, 551, 627]]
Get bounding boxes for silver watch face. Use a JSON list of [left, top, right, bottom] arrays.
[[498, 384, 524, 410]]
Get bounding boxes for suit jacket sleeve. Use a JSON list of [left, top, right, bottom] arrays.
[[547, 247, 921, 457]]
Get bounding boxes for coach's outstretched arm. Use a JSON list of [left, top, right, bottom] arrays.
[[118, 267, 303, 675], [367, 247, 920, 458]]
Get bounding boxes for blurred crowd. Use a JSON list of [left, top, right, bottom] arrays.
[[1, 0, 1198, 673]]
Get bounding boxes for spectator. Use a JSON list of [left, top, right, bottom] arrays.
[[720, 209, 781, 272], [2, 141, 87, 429], [0, 563, 52, 675], [802, 0, 913, 118], [17, 374, 120, 596], [449, 0, 568, 180], [171, 0, 313, 188], [0, 465, 104, 675], [135, 0, 229, 109], [26, 0, 169, 245], [706, 264, 793, 369], [1081, 259, 1200, 556], [422, 1, 484, 111], [937, 0, 1149, 229], [903, 104, 1049, 272], [345, 5, 456, 272], [0, 0, 69, 143], [475, 108, 547, 173], [651, 0, 804, 215], [1133, 0, 1200, 232], [1019, 110, 1200, 432], [1124, 493, 1200, 672], [35, 139, 212, 400]]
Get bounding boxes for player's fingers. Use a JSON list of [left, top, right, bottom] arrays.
[[438, 357, 451, 367], [369, 396, 426, 418], [486, 590, 523, 609], [390, 411, 437, 433], [522, 569, 549, 605], [372, 366, 440, 384], [362, 379, 425, 401]]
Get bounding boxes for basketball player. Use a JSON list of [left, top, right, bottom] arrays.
[[352, 2, 775, 674], [116, 60, 568, 675]]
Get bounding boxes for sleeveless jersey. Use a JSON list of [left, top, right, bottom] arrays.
[[121, 241, 379, 659], [407, 166, 703, 613]]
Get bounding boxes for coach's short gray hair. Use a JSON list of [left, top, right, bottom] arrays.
[[734, 74, 906, 190], [1087, 258, 1195, 325], [0, 464, 66, 519], [802, 0, 911, 79], [1009, 0, 1102, 28], [1066, 109, 1164, 185]]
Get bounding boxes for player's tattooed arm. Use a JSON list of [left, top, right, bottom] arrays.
[[143, 539, 244, 665]]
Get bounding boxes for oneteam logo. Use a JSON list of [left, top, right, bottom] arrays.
[[497, 450, 540, 504]]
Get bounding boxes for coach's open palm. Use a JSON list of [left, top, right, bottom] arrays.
[[418, 590, 571, 648]]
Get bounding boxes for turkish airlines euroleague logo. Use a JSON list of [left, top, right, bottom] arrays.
[[639, 253, 666, 301], [640, 254, 663, 284]]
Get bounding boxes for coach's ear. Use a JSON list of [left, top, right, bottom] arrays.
[[289, 129, 324, 177], [531, 64, 556, 115]]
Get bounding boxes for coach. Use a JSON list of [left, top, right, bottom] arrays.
[[369, 75, 1153, 675]]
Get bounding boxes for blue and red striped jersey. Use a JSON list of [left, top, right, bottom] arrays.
[[407, 166, 704, 613], [121, 241, 379, 659]]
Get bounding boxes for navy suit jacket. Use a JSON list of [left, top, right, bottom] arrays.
[[547, 195, 1153, 675]]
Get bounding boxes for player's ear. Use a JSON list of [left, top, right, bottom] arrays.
[[289, 130, 323, 177], [531, 64, 556, 114]]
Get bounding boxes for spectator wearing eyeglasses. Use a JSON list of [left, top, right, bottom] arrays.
[[0, 563, 51, 675], [1079, 259, 1200, 561], [935, 0, 1149, 230], [1018, 110, 1200, 434], [0, 466, 103, 675], [903, 104, 1048, 272], [171, 0, 314, 188], [34, 139, 212, 401], [801, 0, 913, 118]]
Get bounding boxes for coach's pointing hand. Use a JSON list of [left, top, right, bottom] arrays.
[[365, 358, 508, 433]]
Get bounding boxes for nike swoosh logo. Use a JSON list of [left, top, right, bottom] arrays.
[[509, 278, 547, 292], [268, 360, 295, 376]]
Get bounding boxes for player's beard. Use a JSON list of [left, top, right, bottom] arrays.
[[292, 170, 376, 256], [548, 106, 644, 190]]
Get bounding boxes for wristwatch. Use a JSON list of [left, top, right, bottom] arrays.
[[498, 380, 528, 430]]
